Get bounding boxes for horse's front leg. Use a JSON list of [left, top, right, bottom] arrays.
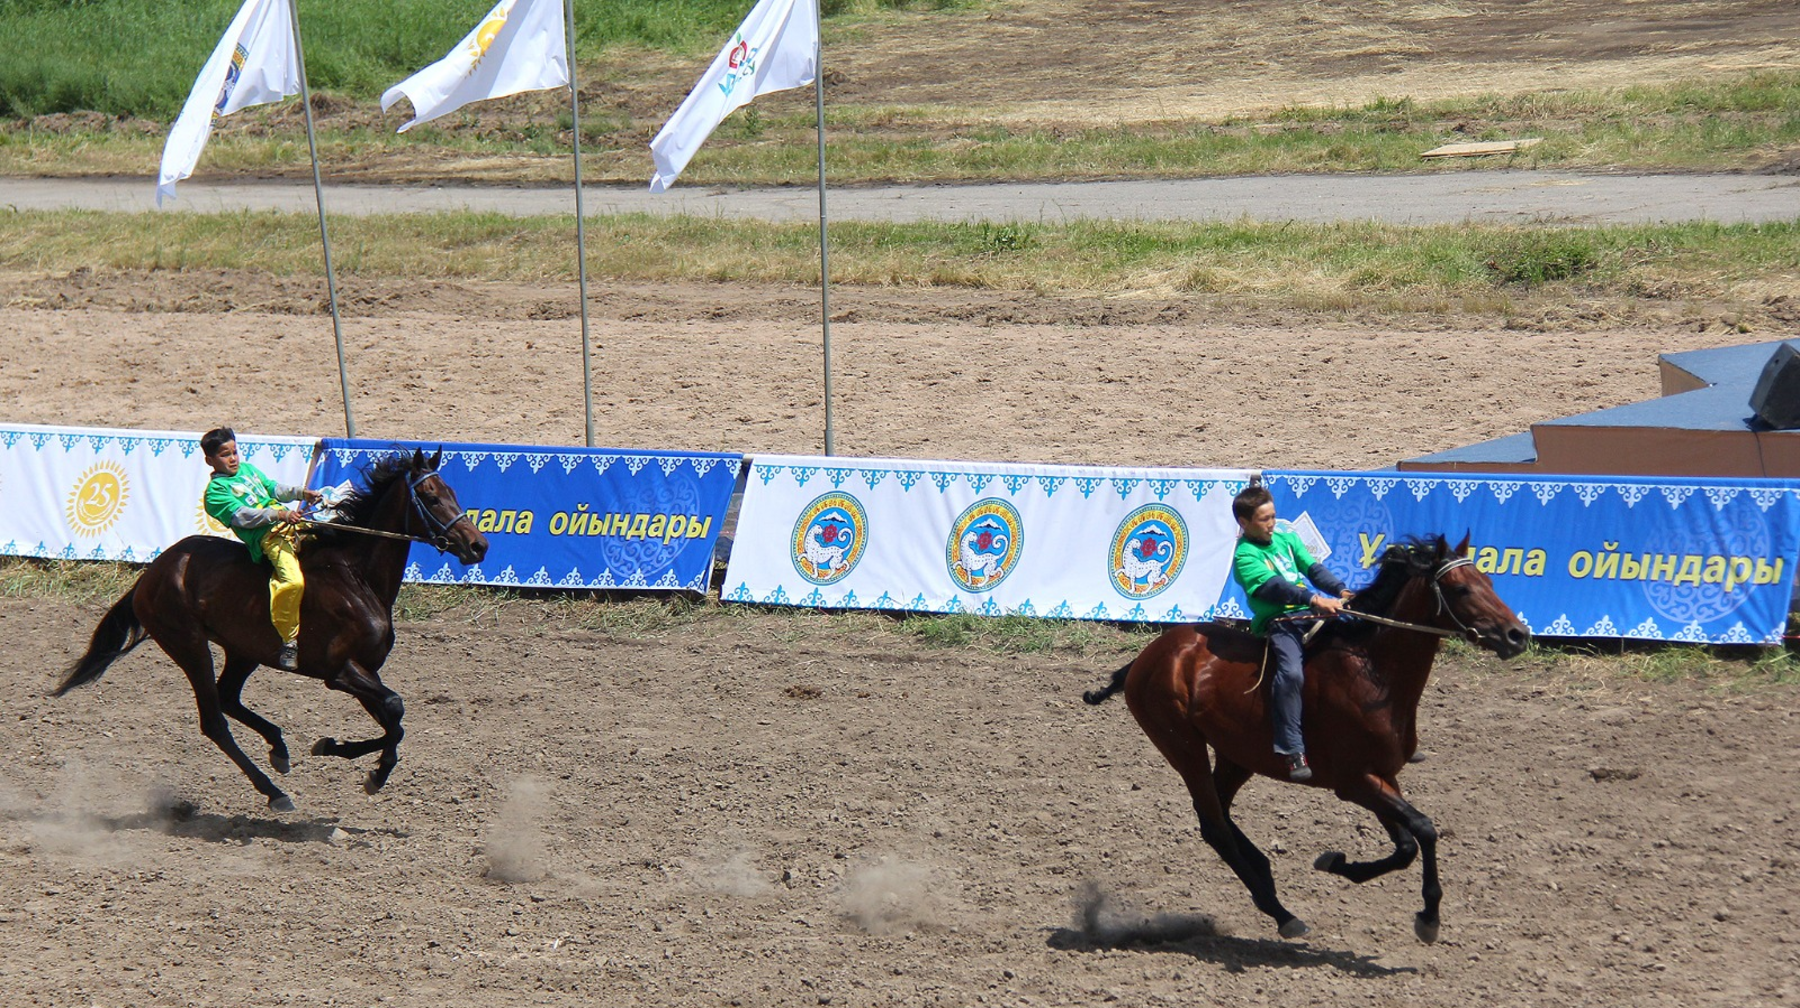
[[312, 659, 405, 795], [1316, 775, 1442, 943]]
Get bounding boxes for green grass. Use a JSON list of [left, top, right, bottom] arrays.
[[0, 0, 972, 120], [1, 43, 1795, 183], [0, 557, 138, 606], [896, 612, 1157, 655], [11, 557, 1794, 679], [2, 209, 1794, 311]]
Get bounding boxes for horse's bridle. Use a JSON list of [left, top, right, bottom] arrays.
[[299, 467, 472, 554], [405, 468, 475, 553], [1425, 555, 1479, 641], [1310, 554, 1479, 641]]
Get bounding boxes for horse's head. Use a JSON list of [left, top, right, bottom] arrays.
[[403, 449, 488, 565], [1410, 534, 1530, 658]]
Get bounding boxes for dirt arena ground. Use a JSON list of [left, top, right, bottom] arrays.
[[2, 270, 1798, 1007], [0, 268, 1785, 469]]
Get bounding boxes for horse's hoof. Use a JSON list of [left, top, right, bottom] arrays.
[[1314, 851, 1347, 873], [1414, 913, 1440, 944], [271, 751, 291, 775], [1278, 917, 1310, 939], [269, 793, 296, 813], [364, 768, 393, 795], [312, 737, 337, 757]]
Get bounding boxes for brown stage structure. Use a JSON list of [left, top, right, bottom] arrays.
[[1399, 338, 1800, 478]]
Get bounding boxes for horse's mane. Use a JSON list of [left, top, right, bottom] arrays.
[[301, 451, 421, 549], [1313, 535, 1451, 648]]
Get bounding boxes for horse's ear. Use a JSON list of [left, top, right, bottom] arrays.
[[1453, 532, 1472, 556], [429, 449, 443, 469]]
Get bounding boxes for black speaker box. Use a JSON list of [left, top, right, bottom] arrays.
[[1749, 343, 1800, 430]]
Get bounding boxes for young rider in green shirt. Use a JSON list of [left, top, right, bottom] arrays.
[[201, 427, 322, 671], [1230, 483, 1351, 782]]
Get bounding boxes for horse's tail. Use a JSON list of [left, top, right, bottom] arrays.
[[54, 586, 148, 696], [1083, 659, 1134, 705]]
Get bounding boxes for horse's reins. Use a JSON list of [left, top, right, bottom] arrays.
[[291, 469, 473, 554], [1249, 555, 1478, 691]]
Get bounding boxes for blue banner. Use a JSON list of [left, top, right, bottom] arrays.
[[313, 439, 742, 591], [1263, 470, 1800, 644]]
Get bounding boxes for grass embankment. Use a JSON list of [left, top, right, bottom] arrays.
[[2, 208, 1795, 313], [0, 0, 964, 120], [5, 70, 1797, 184], [9, 557, 1796, 685], [2, 0, 1796, 185]]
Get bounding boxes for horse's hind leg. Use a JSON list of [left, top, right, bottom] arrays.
[[312, 660, 404, 794], [1208, 756, 1285, 893], [162, 639, 294, 812], [217, 654, 291, 774], [1315, 776, 1442, 943], [1172, 749, 1307, 939]]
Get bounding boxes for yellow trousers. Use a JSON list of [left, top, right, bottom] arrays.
[[263, 525, 304, 645]]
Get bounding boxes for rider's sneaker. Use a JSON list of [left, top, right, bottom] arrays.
[[1285, 752, 1313, 782], [275, 642, 299, 671]]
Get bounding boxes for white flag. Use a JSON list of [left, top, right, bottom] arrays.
[[381, 0, 569, 133], [648, 0, 818, 193], [156, 0, 300, 206]]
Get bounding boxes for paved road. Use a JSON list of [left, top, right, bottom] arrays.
[[3, 171, 1796, 224]]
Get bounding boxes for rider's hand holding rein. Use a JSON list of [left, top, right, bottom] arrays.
[[1311, 590, 1353, 616], [279, 487, 324, 525]]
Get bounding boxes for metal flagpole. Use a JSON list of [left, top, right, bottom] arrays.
[[287, 0, 355, 437], [812, 0, 834, 456], [565, 0, 596, 448]]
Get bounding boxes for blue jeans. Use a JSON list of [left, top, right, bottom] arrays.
[[1266, 620, 1309, 756]]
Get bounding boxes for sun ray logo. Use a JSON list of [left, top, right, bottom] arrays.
[[1109, 504, 1188, 599], [196, 497, 231, 537], [66, 461, 130, 537], [214, 43, 249, 114], [466, 0, 516, 67], [947, 498, 1023, 593], [791, 492, 867, 585]]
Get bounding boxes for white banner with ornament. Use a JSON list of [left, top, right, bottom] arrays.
[[724, 455, 1256, 622], [0, 423, 316, 563]]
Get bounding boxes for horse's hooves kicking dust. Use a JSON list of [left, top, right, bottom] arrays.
[[1082, 536, 1531, 941], [53, 450, 489, 810]]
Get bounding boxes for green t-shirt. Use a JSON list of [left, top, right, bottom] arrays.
[[203, 461, 286, 562], [1232, 528, 1322, 635]]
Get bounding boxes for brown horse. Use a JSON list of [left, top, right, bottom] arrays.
[[56, 450, 488, 812], [1084, 535, 1529, 943]]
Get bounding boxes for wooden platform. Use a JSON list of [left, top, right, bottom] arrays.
[[1398, 338, 1800, 477]]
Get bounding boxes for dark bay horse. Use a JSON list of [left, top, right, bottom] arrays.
[[56, 450, 487, 812], [1084, 535, 1529, 943]]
